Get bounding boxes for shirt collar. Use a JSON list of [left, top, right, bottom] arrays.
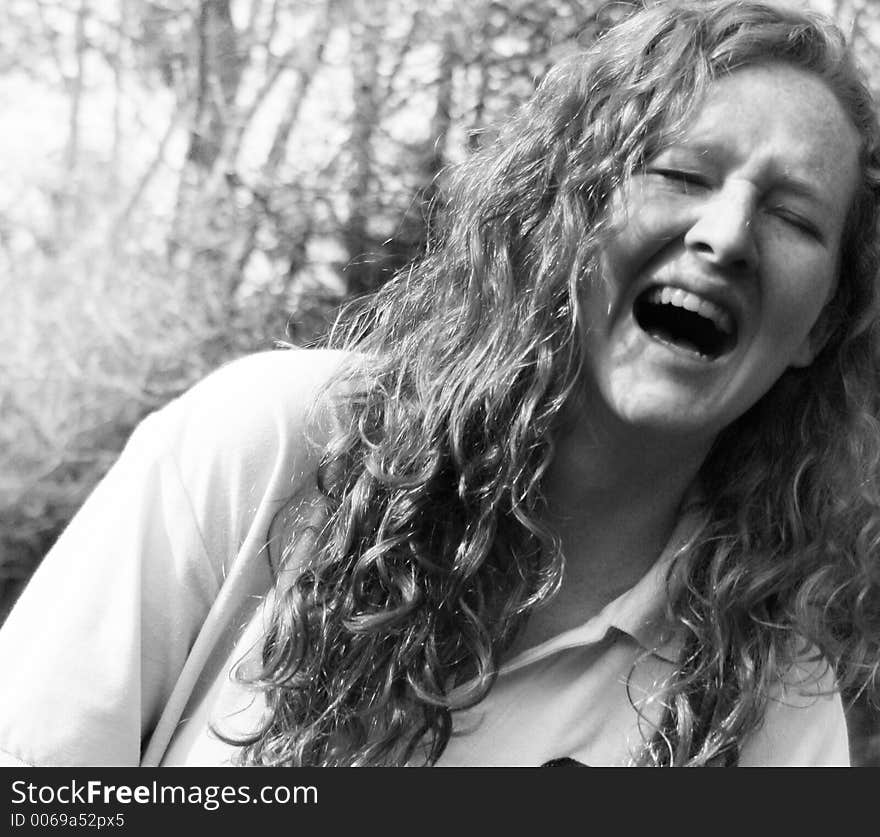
[[498, 503, 699, 675]]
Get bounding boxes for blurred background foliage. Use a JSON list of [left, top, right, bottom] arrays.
[[1, 0, 879, 764]]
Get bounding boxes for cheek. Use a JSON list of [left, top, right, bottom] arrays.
[[770, 262, 837, 337], [758, 229, 838, 317], [599, 211, 669, 289]]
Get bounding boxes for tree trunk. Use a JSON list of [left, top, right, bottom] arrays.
[[341, 0, 384, 297]]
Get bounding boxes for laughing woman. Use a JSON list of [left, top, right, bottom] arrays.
[[2, 0, 880, 767]]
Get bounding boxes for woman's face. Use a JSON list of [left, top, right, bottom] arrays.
[[581, 62, 861, 444]]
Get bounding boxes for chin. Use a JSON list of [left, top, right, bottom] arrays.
[[606, 391, 730, 442]]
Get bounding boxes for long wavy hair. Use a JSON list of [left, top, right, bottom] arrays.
[[234, 0, 880, 766]]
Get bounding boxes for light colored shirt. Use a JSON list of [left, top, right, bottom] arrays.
[[0, 350, 850, 766]]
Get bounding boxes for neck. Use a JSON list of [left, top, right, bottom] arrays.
[[511, 402, 711, 653], [545, 407, 710, 534]]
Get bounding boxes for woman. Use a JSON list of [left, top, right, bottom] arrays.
[[2, 0, 880, 766]]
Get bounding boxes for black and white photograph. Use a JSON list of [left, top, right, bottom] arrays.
[[1, 0, 879, 779]]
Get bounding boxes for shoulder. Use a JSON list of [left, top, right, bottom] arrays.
[[131, 348, 356, 574], [143, 348, 353, 468], [739, 654, 850, 766], [184, 347, 352, 403], [166, 347, 351, 435]]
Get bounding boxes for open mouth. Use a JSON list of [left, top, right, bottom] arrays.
[[633, 286, 736, 360]]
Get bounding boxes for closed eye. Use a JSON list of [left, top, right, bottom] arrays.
[[766, 206, 823, 240], [646, 168, 709, 192]]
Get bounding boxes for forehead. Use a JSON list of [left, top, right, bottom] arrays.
[[690, 64, 857, 149]]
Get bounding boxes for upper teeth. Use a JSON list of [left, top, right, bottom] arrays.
[[645, 286, 734, 334]]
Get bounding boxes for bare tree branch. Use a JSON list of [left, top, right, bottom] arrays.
[[112, 103, 192, 237]]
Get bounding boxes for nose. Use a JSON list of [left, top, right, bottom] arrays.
[[683, 183, 758, 273]]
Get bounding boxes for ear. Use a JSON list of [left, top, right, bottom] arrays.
[[789, 293, 839, 369], [789, 333, 819, 369]]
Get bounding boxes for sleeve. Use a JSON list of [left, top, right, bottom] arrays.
[[0, 348, 347, 767], [0, 412, 220, 767], [738, 657, 851, 767]]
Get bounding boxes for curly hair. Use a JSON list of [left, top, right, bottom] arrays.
[[233, 0, 880, 766]]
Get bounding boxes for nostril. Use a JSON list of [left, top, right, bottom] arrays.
[[685, 222, 758, 271]]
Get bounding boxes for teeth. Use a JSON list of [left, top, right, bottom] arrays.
[[647, 286, 733, 335]]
